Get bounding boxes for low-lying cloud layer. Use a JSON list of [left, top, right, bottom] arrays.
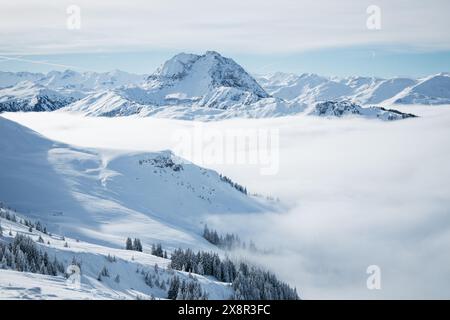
[[4, 105, 450, 298]]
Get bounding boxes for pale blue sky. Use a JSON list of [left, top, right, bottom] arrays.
[[1, 46, 449, 78]]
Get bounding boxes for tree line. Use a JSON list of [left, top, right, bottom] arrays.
[[125, 237, 143, 252], [0, 234, 64, 276], [169, 248, 299, 300], [219, 174, 248, 195], [167, 275, 208, 300]]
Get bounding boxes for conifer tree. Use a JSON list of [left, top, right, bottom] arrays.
[[167, 276, 180, 300], [133, 238, 143, 252], [125, 237, 133, 250]]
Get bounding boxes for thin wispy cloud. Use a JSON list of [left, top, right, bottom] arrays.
[[1, 0, 449, 55], [0, 55, 90, 71]]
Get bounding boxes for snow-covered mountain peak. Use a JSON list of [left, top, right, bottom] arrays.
[[147, 51, 269, 99], [152, 52, 200, 80]]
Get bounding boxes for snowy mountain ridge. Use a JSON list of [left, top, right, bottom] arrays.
[[60, 51, 307, 119], [256, 72, 450, 106], [0, 81, 81, 112], [1, 51, 446, 119], [0, 69, 148, 92]]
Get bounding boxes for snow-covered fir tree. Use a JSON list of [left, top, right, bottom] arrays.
[[0, 234, 64, 276], [133, 238, 143, 252], [169, 248, 299, 300], [125, 237, 133, 250], [151, 243, 164, 257]]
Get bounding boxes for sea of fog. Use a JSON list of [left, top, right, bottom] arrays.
[[3, 105, 450, 299]]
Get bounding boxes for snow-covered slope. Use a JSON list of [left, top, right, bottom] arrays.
[[354, 78, 417, 104], [40, 69, 147, 92], [0, 206, 232, 300], [340, 76, 382, 91], [63, 93, 306, 120], [0, 71, 45, 88], [296, 79, 353, 103], [389, 73, 450, 105], [255, 73, 376, 103], [255, 72, 301, 93], [309, 101, 417, 121], [256, 72, 450, 106], [0, 116, 274, 250], [0, 81, 80, 112], [63, 90, 145, 116], [0, 70, 147, 92], [0, 70, 148, 113]]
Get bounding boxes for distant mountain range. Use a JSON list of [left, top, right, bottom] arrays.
[[255, 72, 450, 106], [1, 51, 448, 120]]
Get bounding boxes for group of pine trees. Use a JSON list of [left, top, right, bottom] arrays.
[[125, 237, 143, 252], [142, 265, 167, 291], [138, 156, 183, 172], [151, 243, 168, 258], [170, 248, 299, 300], [231, 263, 299, 300], [0, 207, 17, 224], [0, 234, 64, 276], [202, 225, 258, 251], [1, 204, 50, 236], [219, 174, 247, 195], [167, 275, 208, 300]]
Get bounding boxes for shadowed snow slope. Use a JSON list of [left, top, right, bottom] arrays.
[[0, 116, 274, 250]]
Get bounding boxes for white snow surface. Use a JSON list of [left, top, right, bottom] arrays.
[[0, 209, 232, 300], [0, 116, 273, 252], [0, 69, 147, 92], [0, 81, 80, 112], [255, 72, 450, 106]]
